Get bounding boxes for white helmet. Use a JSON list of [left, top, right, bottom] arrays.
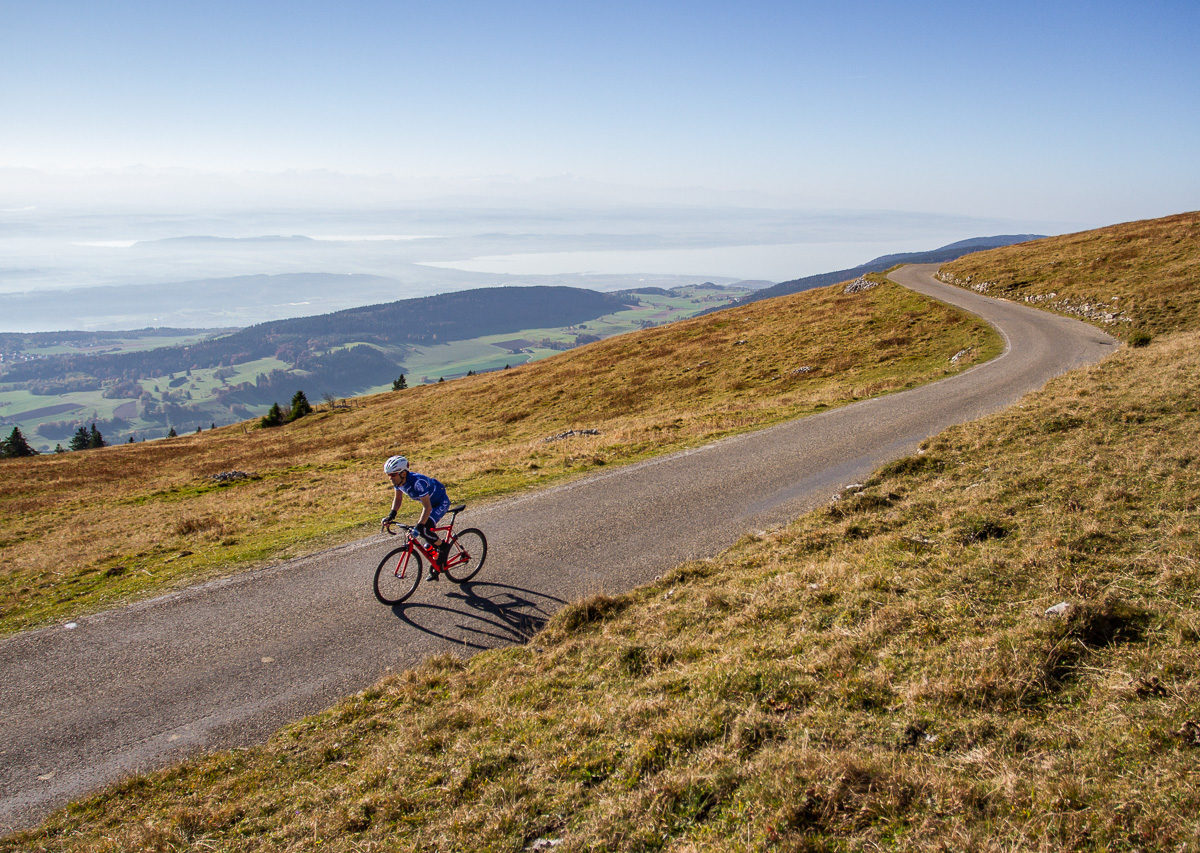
[[383, 455, 408, 474]]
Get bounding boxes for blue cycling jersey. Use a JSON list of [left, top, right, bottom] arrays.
[[395, 471, 451, 523]]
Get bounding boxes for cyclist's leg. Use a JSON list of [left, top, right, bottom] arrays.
[[428, 498, 452, 562], [415, 499, 447, 544]]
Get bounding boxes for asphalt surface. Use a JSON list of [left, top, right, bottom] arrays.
[[0, 264, 1119, 832]]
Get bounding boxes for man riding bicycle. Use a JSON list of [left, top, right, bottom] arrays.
[[381, 455, 452, 579]]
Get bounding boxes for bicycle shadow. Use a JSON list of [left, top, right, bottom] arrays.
[[389, 580, 566, 650]]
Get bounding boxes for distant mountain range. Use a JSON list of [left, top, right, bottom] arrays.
[[727, 235, 1044, 307]]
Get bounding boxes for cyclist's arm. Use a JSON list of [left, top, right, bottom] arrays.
[[388, 489, 403, 519]]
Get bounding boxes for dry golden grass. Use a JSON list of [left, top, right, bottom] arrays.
[[9, 284, 1199, 851], [940, 210, 1200, 340], [0, 278, 997, 634]]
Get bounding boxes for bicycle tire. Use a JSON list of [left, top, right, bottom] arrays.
[[443, 528, 487, 583], [373, 545, 423, 605]]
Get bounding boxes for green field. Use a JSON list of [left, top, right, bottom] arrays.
[[0, 355, 294, 450]]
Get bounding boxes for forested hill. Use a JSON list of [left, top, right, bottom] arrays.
[[2, 285, 629, 383], [728, 235, 1043, 307]]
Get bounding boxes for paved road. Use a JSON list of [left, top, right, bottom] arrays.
[[0, 265, 1119, 832]]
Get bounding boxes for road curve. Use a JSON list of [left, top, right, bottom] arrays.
[[0, 264, 1119, 832]]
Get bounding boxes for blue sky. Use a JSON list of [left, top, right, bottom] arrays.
[[2, 0, 1198, 225]]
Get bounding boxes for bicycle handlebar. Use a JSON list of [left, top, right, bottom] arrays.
[[382, 521, 414, 536]]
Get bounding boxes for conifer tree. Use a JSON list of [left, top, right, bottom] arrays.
[[167, 426, 178, 438], [88, 423, 106, 448], [392, 374, 407, 391], [287, 390, 312, 422], [69, 426, 91, 451], [261, 402, 284, 428], [2, 426, 37, 457]]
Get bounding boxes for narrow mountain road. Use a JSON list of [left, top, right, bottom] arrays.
[[0, 264, 1119, 832]]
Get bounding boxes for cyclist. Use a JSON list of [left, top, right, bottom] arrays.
[[381, 455, 452, 579]]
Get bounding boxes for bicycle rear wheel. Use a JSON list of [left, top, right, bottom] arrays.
[[443, 528, 487, 583], [374, 545, 422, 605]]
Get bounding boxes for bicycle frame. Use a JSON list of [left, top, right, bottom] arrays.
[[384, 508, 467, 575]]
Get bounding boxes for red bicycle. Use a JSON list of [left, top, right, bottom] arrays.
[[375, 504, 487, 604]]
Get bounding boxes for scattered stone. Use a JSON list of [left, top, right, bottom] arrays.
[[529, 840, 563, 851], [935, 271, 993, 293], [1045, 601, 1074, 618], [543, 429, 600, 443], [830, 483, 867, 504], [791, 366, 814, 375], [843, 276, 879, 294], [936, 272, 1133, 324], [211, 470, 253, 483], [734, 339, 748, 345], [950, 348, 972, 363]]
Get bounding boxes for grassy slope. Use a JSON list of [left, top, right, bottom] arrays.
[[8, 212, 1199, 851], [938, 210, 1200, 340], [0, 276, 996, 636]]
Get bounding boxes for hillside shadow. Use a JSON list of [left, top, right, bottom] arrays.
[[389, 581, 565, 649]]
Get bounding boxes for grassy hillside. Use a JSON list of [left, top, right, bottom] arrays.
[[938, 211, 1200, 340], [7, 211, 1199, 851], [0, 276, 998, 636]]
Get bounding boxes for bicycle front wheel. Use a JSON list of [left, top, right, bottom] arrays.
[[443, 528, 487, 583], [374, 545, 423, 605]]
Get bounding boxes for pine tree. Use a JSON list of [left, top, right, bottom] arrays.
[[261, 402, 284, 428], [54, 443, 66, 453], [88, 423, 106, 448], [69, 426, 91, 451], [166, 426, 178, 438], [287, 390, 312, 422], [392, 374, 407, 391], [2, 426, 37, 458]]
